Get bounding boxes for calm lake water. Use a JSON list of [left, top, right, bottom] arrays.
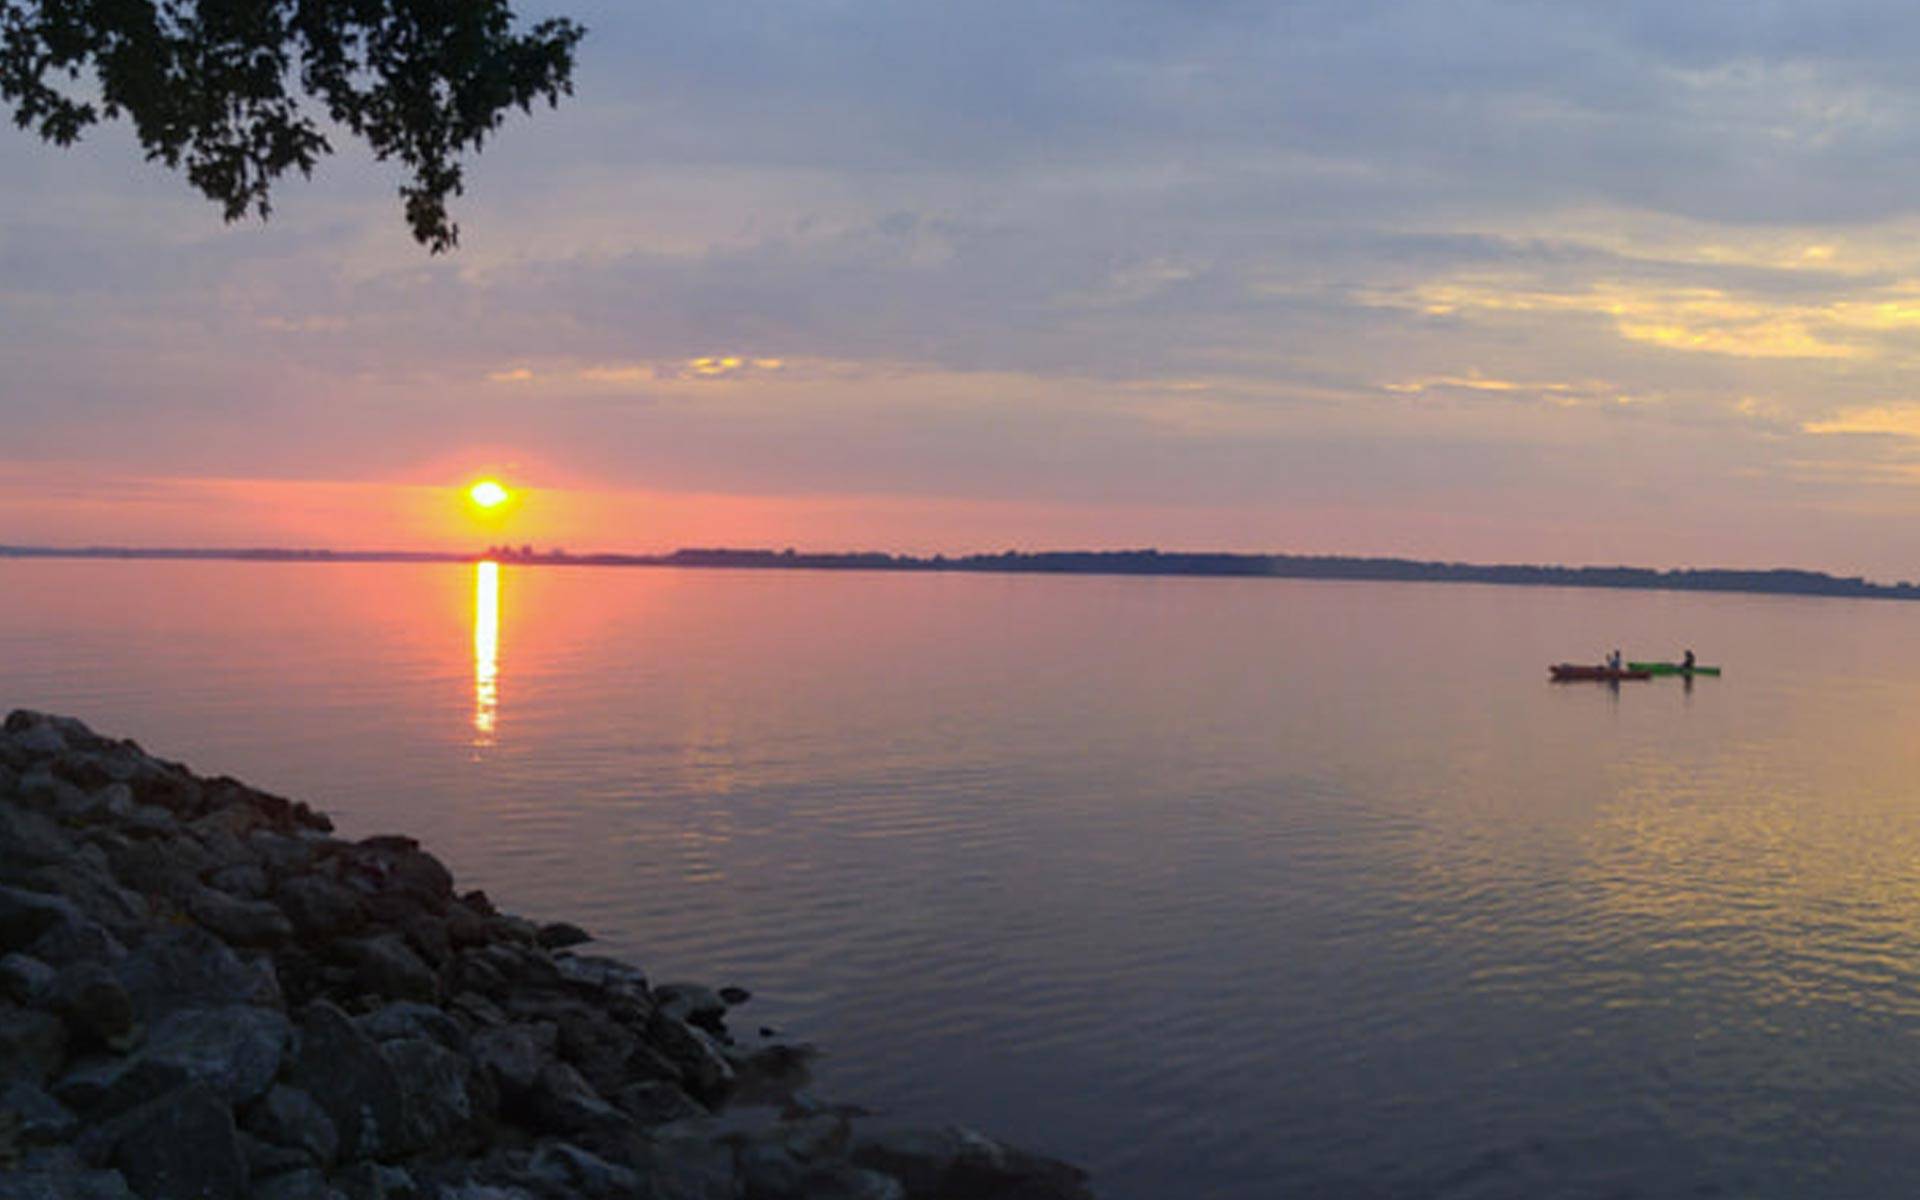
[[7, 559, 1920, 1198]]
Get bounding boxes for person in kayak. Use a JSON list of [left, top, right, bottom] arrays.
[[1606, 649, 1623, 670], [1682, 649, 1696, 671]]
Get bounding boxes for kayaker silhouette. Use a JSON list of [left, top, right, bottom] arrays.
[[1681, 649, 1695, 671], [1607, 649, 1623, 670]]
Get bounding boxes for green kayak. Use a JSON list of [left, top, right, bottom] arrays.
[[1627, 662, 1722, 677]]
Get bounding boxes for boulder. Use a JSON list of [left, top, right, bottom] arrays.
[[0, 1004, 67, 1084], [612, 1080, 706, 1126], [630, 1129, 739, 1200], [357, 1002, 466, 1052], [251, 1168, 348, 1200], [285, 1002, 408, 1163], [1, 1079, 79, 1145], [275, 875, 367, 942], [0, 953, 56, 1006], [525, 1141, 639, 1198], [384, 1037, 473, 1150], [646, 1012, 736, 1103], [243, 1084, 340, 1170], [534, 922, 591, 950], [337, 935, 438, 1003], [189, 887, 296, 947], [524, 1061, 627, 1136], [52, 963, 138, 1052], [94, 1082, 248, 1200], [848, 1125, 1093, 1200], [114, 926, 279, 1021], [136, 1005, 291, 1106]]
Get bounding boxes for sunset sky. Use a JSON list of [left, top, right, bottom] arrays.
[[10, 1, 1920, 575]]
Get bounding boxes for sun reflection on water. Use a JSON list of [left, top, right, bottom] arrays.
[[474, 561, 499, 744]]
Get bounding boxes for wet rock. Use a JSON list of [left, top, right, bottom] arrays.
[[0, 1004, 67, 1084], [94, 1081, 248, 1200], [286, 1001, 407, 1162], [243, 1084, 339, 1170], [190, 887, 296, 947], [719, 986, 752, 1007], [535, 922, 591, 950], [553, 1009, 642, 1097]]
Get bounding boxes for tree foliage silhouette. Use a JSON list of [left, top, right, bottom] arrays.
[[0, 0, 583, 251]]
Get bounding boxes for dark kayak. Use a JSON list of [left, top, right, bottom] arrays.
[[1626, 662, 1722, 677], [1550, 664, 1653, 681]]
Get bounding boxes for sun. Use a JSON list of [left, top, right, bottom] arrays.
[[469, 480, 510, 509]]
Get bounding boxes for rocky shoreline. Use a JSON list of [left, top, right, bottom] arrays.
[[0, 711, 1094, 1200]]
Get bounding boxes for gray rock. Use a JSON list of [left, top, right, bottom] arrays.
[[6, 720, 67, 758], [54, 963, 138, 1051], [0, 1004, 67, 1084], [242, 1131, 316, 1180], [140, 1005, 291, 1106], [97, 1082, 248, 1200], [647, 1012, 736, 1103], [115, 926, 280, 1021], [526, 1142, 639, 1197], [0, 886, 84, 954], [357, 1001, 466, 1052], [630, 1130, 739, 1200], [208, 862, 273, 900], [329, 1162, 417, 1200], [384, 1037, 472, 1150], [534, 922, 591, 950], [286, 1001, 407, 1162], [612, 1079, 707, 1126], [800, 1166, 907, 1200], [0, 953, 56, 1006], [244, 1085, 339, 1170], [250, 1168, 348, 1200], [0, 1159, 138, 1200], [471, 1023, 555, 1098], [0, 803, 72, 868], [190, 887, 296, 947], [736, 1140, 807, 1198], [654, 983, 727, 1028], [525, 1061, 627, 1136], [339, 935, 438, 1003], [276, 875, 367, 941], [1, 1079, 78, 1144], [848, 1125, 1093, 1200]]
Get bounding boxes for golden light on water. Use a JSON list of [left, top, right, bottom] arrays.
[[470, 479, 510, 509], [473, 560, 500, 743]]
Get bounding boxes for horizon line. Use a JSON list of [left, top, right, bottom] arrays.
[[0, 541, 1912, 602]]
